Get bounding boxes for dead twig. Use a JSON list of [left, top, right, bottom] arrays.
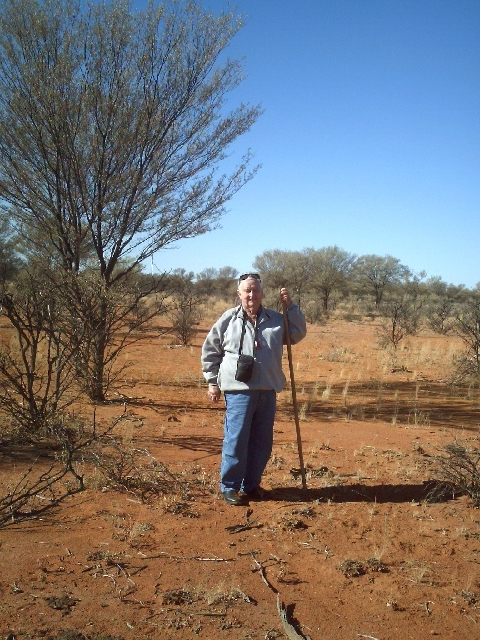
[[298, 542, 332, 559], [250, 551, 278, 594], [144, 552, 235, 562], [277, 594, 312, 640], [226, 508, 261, 533], [196, 609, 227, 617], [249, 551, 311, 640]]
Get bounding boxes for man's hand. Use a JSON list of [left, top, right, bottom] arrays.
[[207, 384, 221, 402], [279, 287, 292, 308]]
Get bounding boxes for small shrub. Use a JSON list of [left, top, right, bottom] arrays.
[[169, 288, 204, 345], [337, 559, 366, 577], [163, 589, 194, 605], [378, 295, 422, 350], [452, 296, 480, 382], [365, 557, 388, 573], [461, 589, 479, 609], [450, 353, 480, 386], [303, 298, 325, 325], [91, 439, 187, 503], [431, 441, 480, 505], [0, 414, 102, 527]]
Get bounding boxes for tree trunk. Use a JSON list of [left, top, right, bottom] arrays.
[[89, 299, 108, 402]]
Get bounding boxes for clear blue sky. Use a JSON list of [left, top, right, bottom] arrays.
[[152, 0, 480, 288]]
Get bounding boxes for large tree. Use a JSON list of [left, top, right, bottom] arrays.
[[423, 276, 465, 334], [355, 254, 410, 308], [253, 248, 312, 309], [308, 246, 357, 316], [0, 0, 260, 400]]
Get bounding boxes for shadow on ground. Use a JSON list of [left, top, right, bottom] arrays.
[[268, 482, 453, 504]]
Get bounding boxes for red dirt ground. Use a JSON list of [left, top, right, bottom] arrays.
[[1, 309, 480, 640]]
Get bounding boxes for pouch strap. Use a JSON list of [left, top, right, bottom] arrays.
[[238, 313, 258, 356], [238, 315, 247, 356]]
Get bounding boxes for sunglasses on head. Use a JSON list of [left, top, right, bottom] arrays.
[[238, 273, 261, 284]]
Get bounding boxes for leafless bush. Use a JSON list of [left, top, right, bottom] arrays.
[[0, 270, 80, 436], [0, 264, 170, 428], [425, 298, 455, 334], [378, 295, 422, 349], [0, 410, 148, 527], [0, 398, 191, 526], [90, 437, 188, 503], [0, 414, 106, 527], [450, 353, 480, 386], [430, 441, 480, 505], [56, 268, 169, 401], [169, 287, 204, 345], [0, 454, 83, 527], [452, 296, 480, 384], [302, 298, 325, 325]]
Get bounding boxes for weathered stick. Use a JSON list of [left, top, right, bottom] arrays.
[[283, 303, 307, 490]]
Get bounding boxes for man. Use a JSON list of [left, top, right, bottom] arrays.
[[201, 273, 307, 505]]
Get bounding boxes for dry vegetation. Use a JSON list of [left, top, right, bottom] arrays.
[[1, 302, 480, 640]]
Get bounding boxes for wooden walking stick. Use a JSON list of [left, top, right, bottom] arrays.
[[283, 301, 307, 491]]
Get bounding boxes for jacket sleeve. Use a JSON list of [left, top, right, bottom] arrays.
[[285, 304, 307, 345], [201, 310, 233, 385]]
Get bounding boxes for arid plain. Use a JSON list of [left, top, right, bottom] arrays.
[[1, 305, 480, 640]]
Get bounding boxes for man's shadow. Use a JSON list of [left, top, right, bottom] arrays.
[[263, 481, 453, 504]]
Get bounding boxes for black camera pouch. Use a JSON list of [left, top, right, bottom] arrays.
[[234, 314, 256, 383], [235, 353, 254, 382]]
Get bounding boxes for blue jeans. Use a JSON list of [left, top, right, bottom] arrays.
[[220, 390, 276, 493]]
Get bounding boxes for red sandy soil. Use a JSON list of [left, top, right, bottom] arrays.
[[1, 309, 480, 640]]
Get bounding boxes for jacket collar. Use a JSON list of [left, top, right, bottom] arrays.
[[238, 305, 270, 323]]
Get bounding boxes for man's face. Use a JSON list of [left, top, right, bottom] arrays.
[[237, 278, 263, 315]]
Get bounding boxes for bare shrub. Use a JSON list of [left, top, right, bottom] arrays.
[[0, 457, 82, 528], [378, 293, 424, 350], [0, 414, 104, 527], [60, 268, 169, 400], [425, 297, 455, 334], [0, 271, 80, 436], [302, 298, 325, 325], [452, 296, 480, 384], [0, 411, 157, 527], [169, 287, 204, 346], [430, 441, 480, 505], [90, 437, 188, 503]]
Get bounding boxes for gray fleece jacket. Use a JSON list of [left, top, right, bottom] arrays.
[[201, 304, 307, 392]]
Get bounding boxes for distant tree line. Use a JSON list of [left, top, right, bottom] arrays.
[[166, 246, 473, 327]]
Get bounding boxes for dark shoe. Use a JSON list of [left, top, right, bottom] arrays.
[[244, 486, 267, 501], [222, 489, 244, 506]]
